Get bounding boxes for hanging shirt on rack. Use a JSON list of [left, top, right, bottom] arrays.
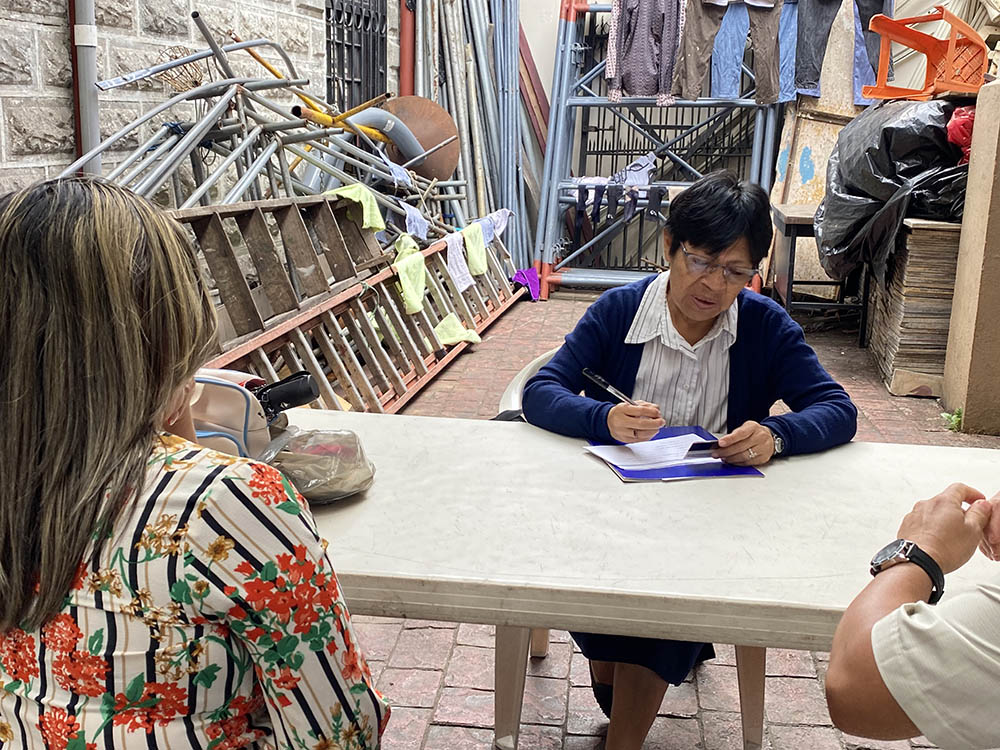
[[849, 1, 879, 106], [606, 0, 685, 105], [710, 0, 878, 106], [704, 0, 775, 7]]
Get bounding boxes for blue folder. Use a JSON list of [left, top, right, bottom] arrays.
[[589, 425, 765, 482]]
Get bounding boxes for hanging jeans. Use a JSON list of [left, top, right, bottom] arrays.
[[711, 0, 874, 105], [710, 0, 798, 103], [672, 0, 784, 105], [850, 0, 878, 105], [795, 0, 891, 92]]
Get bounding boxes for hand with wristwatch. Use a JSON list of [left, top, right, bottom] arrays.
[[870, 483, 999, 604]]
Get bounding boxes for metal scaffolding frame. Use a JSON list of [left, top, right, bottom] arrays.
[[533, 0, 781, 297]]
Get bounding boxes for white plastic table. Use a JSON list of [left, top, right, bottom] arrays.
[[291, 410, 1000, 749]]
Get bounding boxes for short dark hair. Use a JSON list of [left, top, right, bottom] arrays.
[[665, 171, 772, 266]]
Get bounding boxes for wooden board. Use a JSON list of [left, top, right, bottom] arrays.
[[867, 218, 962, 394], [519, 23, 550, 152], [206, 235, 524, 414]]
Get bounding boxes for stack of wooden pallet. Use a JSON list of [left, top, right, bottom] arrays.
[[866, 217, 962, 396], [170, 195, 523, 413]]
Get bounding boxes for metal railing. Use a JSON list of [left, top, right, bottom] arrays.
[[74, 14, 465, 234]]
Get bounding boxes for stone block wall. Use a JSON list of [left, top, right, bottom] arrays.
[[0, 0, 400, 194]]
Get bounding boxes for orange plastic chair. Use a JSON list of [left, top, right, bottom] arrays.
[[862, 5, 987, 101]]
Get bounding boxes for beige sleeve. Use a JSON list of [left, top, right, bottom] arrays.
[[871, 580, 1000, 750]]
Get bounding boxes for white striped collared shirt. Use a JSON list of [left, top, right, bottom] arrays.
[[625, 271, 738, 436]]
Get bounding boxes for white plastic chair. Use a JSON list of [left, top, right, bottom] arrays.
[[498, 347, 558, 657], [498, 347, 559, 413]]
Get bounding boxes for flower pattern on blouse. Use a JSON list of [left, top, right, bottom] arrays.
[[0, 435, 389, 749]]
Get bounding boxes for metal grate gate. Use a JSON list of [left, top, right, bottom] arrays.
[[326, 0, 388, 111]]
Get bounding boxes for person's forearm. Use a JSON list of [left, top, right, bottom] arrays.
[[523, 378, 614, 441], [827, 564, 929, 738]]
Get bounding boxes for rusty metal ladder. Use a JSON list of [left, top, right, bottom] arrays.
[[170, 196, 524, 413]]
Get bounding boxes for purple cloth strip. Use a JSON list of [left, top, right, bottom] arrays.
[[511, 267, 541, 301]]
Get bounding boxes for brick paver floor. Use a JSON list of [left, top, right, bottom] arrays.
[[352, 292, 1000, 750]]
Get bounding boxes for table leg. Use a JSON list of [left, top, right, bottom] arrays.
[[858, 263, 872, 348], [735, 645, 766, 750], [494, 625, 530, 750], [529, 628, 550, 658], [785, 234, 797, 312]]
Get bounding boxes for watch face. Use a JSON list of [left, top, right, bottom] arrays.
[[872, 539, 908, 567], [768, 429, 784, 455]]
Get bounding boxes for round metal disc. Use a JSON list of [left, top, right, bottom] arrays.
[[382, 96, 461, 181]]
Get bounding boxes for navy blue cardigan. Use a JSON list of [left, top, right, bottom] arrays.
[[522, 276, 858, 454]]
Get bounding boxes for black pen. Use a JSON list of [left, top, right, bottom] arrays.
[[582, 368, 637, 405]]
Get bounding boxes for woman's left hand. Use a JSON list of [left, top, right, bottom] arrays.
[[714, 421, 774, 466]]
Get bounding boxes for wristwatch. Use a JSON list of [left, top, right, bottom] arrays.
[[870, 539, 945, 604], [767, 427, 785, 456]]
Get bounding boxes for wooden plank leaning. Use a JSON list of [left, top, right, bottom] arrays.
[[171, 196, 524, 414], [189, 212, 264, 338]]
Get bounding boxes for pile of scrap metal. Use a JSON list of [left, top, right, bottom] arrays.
[[62, 9, 525, 413], [65, 12, 464, 235]]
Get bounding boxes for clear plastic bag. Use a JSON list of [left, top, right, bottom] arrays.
[[260, 427, 375, 505]]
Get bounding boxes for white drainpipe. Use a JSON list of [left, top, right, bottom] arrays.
[[70, 0, 101, 174]]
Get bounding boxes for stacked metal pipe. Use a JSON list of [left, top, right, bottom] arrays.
[[61, 14, 459, 242], [415, 0, 531, 269]]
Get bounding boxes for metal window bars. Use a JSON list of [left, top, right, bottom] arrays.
[[532, 1, 782, 297], [326, 0, 389, 111]]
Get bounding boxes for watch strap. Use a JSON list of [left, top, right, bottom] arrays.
[[872, 540, 945, 604], [907, 543, 945, 604]]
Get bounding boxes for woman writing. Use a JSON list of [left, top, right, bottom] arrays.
[[522, 171, 857, 750], [0, 179, 389, 748]]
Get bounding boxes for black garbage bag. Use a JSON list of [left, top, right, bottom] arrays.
[[815, 99, 967, 284]]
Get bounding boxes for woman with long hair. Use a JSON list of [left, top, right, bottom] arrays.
[[0, 178, 389, 748]]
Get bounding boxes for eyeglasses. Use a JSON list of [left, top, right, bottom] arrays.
[[678, 245, 758, 285]]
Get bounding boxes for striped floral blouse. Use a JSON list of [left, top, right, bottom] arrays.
[[0, 434, 389, 749]]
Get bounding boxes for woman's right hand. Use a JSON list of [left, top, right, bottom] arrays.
[[607, 401, 665, 443]]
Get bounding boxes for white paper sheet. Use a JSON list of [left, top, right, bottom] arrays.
[[585, 434, 723, 471]]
